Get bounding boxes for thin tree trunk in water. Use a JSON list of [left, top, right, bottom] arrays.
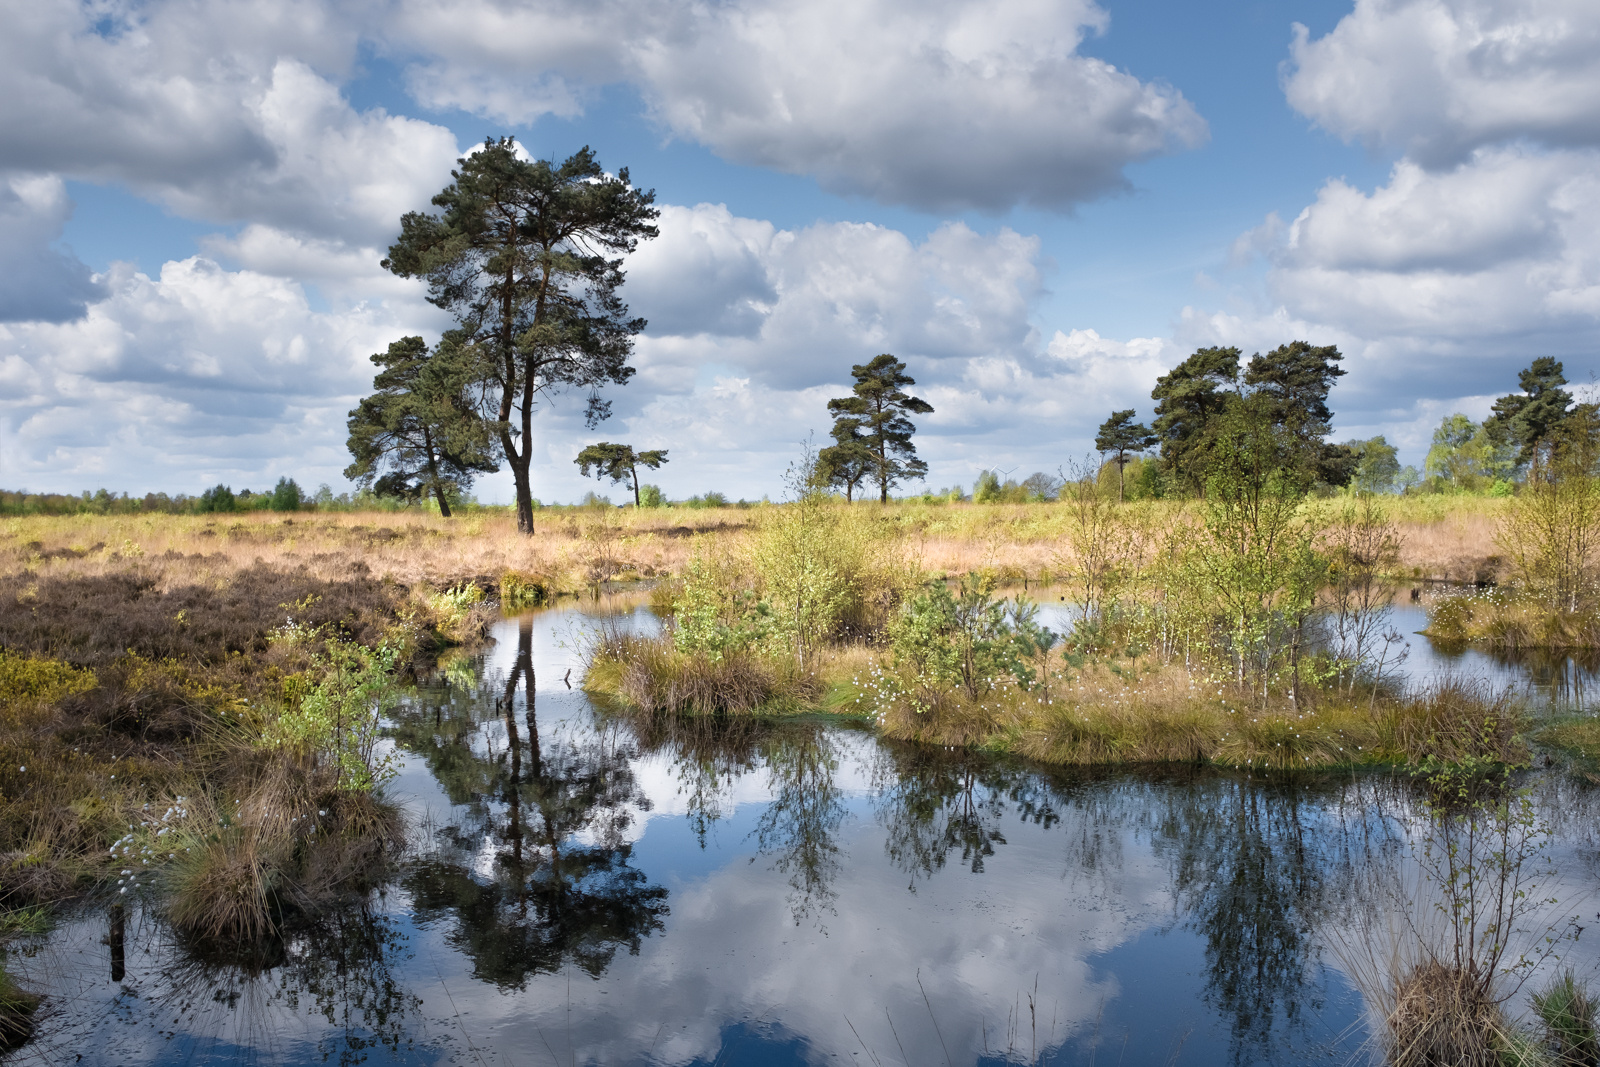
[[107, 903, 125, 983]]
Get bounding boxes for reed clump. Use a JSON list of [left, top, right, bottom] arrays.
[[587, 630, 822, 715], [1427, 589, 1600, 650], [870, 658, 1527, 770], [1386, 960, 1507, 1067]]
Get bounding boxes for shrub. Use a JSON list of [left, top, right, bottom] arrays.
[[499, 571, 549, 609], [1498, 471, 1600, 612], [270, 477, 304, 512], [886, 576, 1058, 701], [424, 584, 491, 644], [198, 484, 236, 513], [0, 652, 95, 723], [261, 635, 400, 792]]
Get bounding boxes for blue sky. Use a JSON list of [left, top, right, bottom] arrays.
[[3, 0, 1598, 503]]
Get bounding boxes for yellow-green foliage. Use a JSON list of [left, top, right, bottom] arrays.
[[260, 634, 400, 791], [1427, 588, 1600, 649], [424, 583, 487, 642], [499, 570, 549, 609], [0, 651, 95, 721], [585, 630, 822, 715], [867, 655, 1528, 770]]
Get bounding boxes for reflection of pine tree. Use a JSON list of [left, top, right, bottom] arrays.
[[874, 744, 1012, 884], [1156, 774, 1364, 1057], [613, 711, 764, 848], [754, 727, 847, 924], [395, 618, 668, 989]]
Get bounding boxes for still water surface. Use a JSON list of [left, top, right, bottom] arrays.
[[12, 597, 1600, 1066]]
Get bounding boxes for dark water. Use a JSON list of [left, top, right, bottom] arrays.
[[12, 599, 1600, 1066]]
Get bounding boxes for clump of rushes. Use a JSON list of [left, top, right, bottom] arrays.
[[870, 657, 1528, 771], [1532, 971, 1600, 1066], [586, 630, 821, 715]]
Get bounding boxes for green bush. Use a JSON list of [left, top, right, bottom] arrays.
[[198, 484, 236, 513], [262, 635, 400, 792], [270, 477, 304, 512], [888, 575, 1058, 700]]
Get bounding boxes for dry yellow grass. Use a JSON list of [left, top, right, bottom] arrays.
[[0, 494, 1513, 596]]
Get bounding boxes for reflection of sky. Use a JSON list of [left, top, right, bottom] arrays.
[[21, 600, 1600, 1066]]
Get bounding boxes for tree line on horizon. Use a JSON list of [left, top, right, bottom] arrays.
[[1086, 349, 1598, 504]]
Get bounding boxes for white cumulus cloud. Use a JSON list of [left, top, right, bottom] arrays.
[[1284, 0, 1600, 166]]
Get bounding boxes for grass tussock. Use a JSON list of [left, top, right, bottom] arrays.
[[1428, 589, 1600, 650], [1385, 961, 1508, 1067], [159, 776, 404, 944], [586, 631, 823, 715], [1532, 971, 1600, 1067], [868, 660, 1528, 770]]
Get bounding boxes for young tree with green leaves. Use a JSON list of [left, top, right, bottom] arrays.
[[382, 138, 659, 534], [574, 442, 668, 506], [1151, 346, 1241, 495], [1094, 409, 1158, 502], [1425, 414, 1516, 490], [345, 335, 497, 518], [1345, 436, 1401, 494], [825, 353, 934, 503]]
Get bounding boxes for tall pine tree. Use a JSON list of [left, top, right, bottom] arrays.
[[825, 354, 933, 503], [382, 139, 659, 534]]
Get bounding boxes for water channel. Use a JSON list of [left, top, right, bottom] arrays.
[[11, 596, 1600, 1066]]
